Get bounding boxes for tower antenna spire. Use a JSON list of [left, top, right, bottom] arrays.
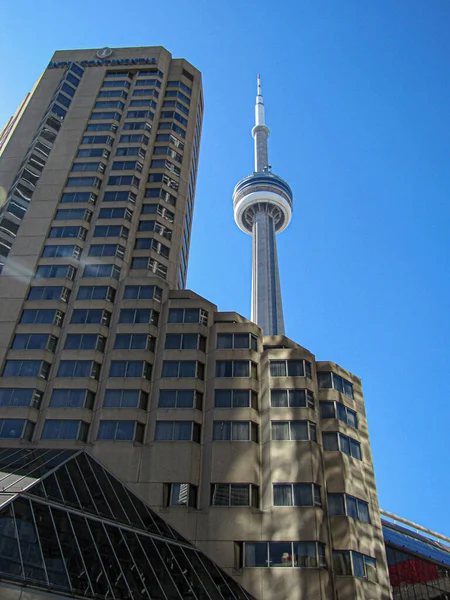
[[232, 75, 293, 335]]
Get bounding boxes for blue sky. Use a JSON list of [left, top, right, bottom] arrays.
[[1, 1, 449, 534]]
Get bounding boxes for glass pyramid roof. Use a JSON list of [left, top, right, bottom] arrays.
[[0, 448, 255, 600]]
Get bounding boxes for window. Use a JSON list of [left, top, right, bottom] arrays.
[[90, 111, 121, 121], [20, 309, 64, 326], [271, 389, 314, 409], [66, 176, 101, 189], [86, 122, 118, 132], [98, 90, 128, 99], [76, 285, 116, 302], [126, 110, 154, 120], [105, 71, 132, 78], [165, 90, 191, 105], [88, 243, 125, 258], [271, 421, 317, 442], [41, 420, 88, 441], [0, 389, 42, 409], [155, 421, 200, 442], [215, 360, 257, 379], [217, 333, 258, 351], [162, 101, 189, 116], [134, 238, 170, 257], [119, 134, 149, 144], [164, 333, 206, 351], [49, 389, 94, 409], [211, 484, 259, 507], [130, 258, 168, 279], [322, 432, 362, 460], [94, 100, 125, 109], [114, 334, 155, 351], [82, 264, 120, 279], [320, 402, 358, 429], [49, 225, 87, 240], [99, 207, 133, 221], [35, 265, 76, 280], [273, 484, 322, 507], [123, 284, 162, 301], [42, 244, 82, 259], [118, 308, 159, 325], [138, 220, 172, 240], [2, 360, 50, 379], [318, 372, 354, 399], [103, 389, 148, 410], [214, 389, 258, 410], [333, 551, 377, 581], [141, 203, 175, 222], [27, 286, 70, 301], [244, 542, 326, 568], [64, 334, 106, 352], [158, 122, 186, 138], [11, 333, 58, 352], [213, 421, 258, 442], [60, 192, 98, 204], [165, 484, 197, 507], [70, 309, 111, 326], [94, 224, 129, 239], [133, 88, 159, 98], [161, 111, 188, 126], [156, 133, 185, 149], [130, 99, 157, 108], [0, 419, 34, 440], [57, 360, 100, 379], [107, 175, 140, 187], [167, 80, 192, 95], [103, 190, 137, 203], [270, 359, 312, 379], [328, 494, 370, 523], [158, 390, 203, 410], [102, 80, 130, 88], [144, 188, 177, 206], [136, 78, 161, 87], [122, 121, 152, 132], [115, 147, 146, 158], [109, 361, 152, 379], [112, 160, 143, 172], [71, 161, 105, 173], [54, 208, 92, 221], [97, 420, 144, 442], [161, 361, 204, 379]]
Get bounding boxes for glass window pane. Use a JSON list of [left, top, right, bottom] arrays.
[[318, 372, 332, 388], [293, 484, 313, 506], [155, 422, 173, 440], [230, 485, 249, 506], [358, 500, 370, 523], [245, 542, 268, 567], [289, 390, 306, 407], [212, 484, 229, 506], [173, 421, 191, 440], [232, 421, 249, 440], [270, 361, 286, 377], [234, 361, 249, 377], [320, 402, 336, 419], [217, 334, 232, 349], [328, 494, 345, 515], [270, 542, 292, 567], [213, 421, 230, 440], [293, 542, 317, 567], [234, 334, 249, 349], [116, 421, 134, 440], [290, 421, 308, 441], [340, 434, 350, 455], [273, 485, 292, 506], [287, 360, 304, 376], [177, 390, 194, 408], [350, 439, 362, 460], [233, 390, 249, 407], [271, 390, 288, 407], [159, 390, 176, 408], [322, 432, 339, 451], [347, 496, 358, 520], [352, 552, 365, 578], [14, 498, 47, 584], [215, 390, 231, 408], [272, 422, 289, 440], [179, 361, 195, 377]]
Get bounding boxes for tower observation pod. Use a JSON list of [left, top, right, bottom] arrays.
[[232, 75, 293, 336]]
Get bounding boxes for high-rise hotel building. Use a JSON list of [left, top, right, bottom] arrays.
[[0, 47, 392, 600]]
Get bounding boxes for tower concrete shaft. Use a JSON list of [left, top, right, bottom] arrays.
[[252, 209, 285, 335], [233, 74, 292, 335]]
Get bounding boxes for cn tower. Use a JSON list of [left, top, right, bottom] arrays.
[[233, 75, 293, 335]]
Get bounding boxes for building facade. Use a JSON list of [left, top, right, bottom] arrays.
[[0, 46, 392, 600]]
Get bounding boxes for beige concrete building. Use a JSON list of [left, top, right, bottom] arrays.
[[0, 46, 392, 600]]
